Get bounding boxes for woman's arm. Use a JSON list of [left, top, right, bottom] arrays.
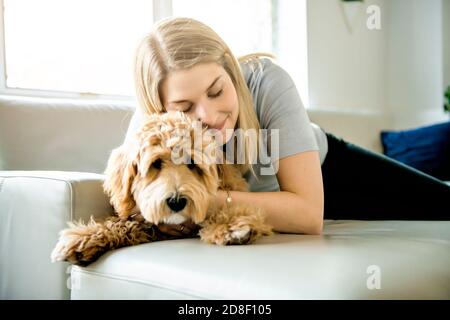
[[216, 151, 324, 235]]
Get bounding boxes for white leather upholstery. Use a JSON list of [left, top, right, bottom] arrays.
[[0, 95, 134, 173], [308, 109, 391, 154], [0, 171, 112, 299], [70, 220, 450, 299]]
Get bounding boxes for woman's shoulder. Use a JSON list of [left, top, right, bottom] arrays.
[[240, 56, 295, 93]]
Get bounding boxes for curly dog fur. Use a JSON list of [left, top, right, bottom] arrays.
[[51, 111, 272, 265]]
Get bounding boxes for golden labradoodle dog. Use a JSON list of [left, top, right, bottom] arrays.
[[51, 111, 272, 265]]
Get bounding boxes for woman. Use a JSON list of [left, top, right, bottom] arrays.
[[125, 17, 450, 237]]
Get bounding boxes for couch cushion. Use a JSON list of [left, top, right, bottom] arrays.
[[0, 95, 135, 173], [71, 220, 450, 299]]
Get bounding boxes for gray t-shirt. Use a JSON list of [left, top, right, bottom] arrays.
[[238, 57, 328, 192], [124, 57, 328, 192]]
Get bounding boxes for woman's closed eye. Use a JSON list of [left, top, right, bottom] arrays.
[[182, 104, 194, 113], [179, 89, 223, 113], [208, 89, 223, 99]]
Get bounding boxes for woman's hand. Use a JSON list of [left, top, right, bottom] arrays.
[[155, 219, 200, 239]]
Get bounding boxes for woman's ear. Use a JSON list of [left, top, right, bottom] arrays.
[[103, 144, 138, 218]]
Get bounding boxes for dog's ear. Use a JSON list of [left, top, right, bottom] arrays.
[[103, 144, 138, 218], [217, 163, 249, 192]]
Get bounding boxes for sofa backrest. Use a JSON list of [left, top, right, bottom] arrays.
[[0, 95, 389, 173], [0, 95, 135, 173], [307, 109, 391, 154]]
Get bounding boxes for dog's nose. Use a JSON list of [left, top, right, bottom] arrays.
[[166, 195, 187, 212]]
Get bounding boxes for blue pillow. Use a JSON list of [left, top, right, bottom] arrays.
[[381, 121, 450, 181]]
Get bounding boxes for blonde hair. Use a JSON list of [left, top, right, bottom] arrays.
[[134, 16, 274, 177]]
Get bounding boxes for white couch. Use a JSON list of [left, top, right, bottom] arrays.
[[1, 95, 449, 300]]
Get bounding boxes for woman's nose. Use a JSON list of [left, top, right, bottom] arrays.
[[195, 103, 215, 127]]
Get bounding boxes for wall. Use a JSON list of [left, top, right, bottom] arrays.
[[307, 0, 387, 113], [443, 0, 450, 91], [306, 0, 448, 130], [276, 0, 309, 108], [386, 0, 446, 129]]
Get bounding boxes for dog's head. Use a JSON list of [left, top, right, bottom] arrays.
[[103, 111, 221, 225]]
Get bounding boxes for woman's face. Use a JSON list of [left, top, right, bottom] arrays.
[[160, 62, 239, 145]]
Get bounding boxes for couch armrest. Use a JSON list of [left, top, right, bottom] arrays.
[[0, 171, 114, 299]]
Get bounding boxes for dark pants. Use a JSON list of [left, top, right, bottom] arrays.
[[321, 133, 450, 220]]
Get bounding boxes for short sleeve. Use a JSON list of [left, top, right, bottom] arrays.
[[254, 60, 319, 161]]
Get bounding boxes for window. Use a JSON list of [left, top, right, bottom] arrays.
[[172, 0, 273, 57], [2, 0, 153, 96], [0, 0, 308, 106]]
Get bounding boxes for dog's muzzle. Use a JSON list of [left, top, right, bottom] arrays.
[[166, 193, 187, 212]]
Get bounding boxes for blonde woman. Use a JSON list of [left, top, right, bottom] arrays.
[[125, 17, 450, 237]]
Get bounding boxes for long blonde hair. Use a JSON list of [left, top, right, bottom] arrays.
[[134, 16, 273, 176]]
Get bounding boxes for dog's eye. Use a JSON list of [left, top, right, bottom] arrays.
[[187, 163, 203, 175], [152, 159, 162, 170]]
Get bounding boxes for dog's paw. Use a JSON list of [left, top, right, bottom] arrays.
[[228, 225, 253, 244], [199, 223, 259, 245], [51, 229, 106, 266], [199, 205, 273, 246]]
